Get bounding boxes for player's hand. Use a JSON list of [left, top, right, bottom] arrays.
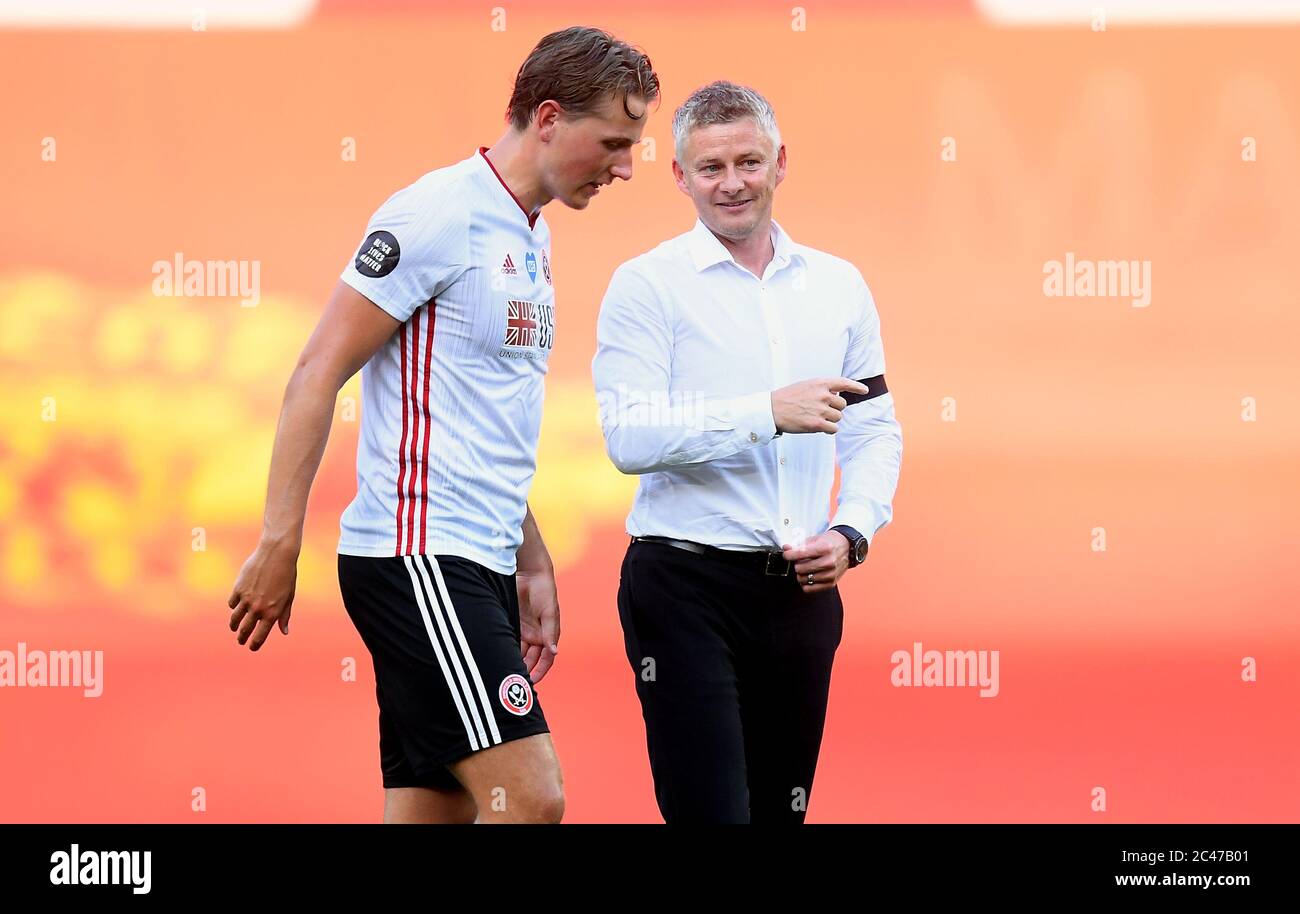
[[771, 377, 869, 434], [517, 568, 560, 684], [782, 530, 852, 594], [227, 538, 298, 652]]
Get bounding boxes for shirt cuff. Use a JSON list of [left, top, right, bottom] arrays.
[[731, 390, 777, 447], [830, 506, 878, 544]]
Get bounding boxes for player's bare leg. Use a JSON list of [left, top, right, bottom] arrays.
[[383, 785, 477, 824], [448, 732, 564, 824]]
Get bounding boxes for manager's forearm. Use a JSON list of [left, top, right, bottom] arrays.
[[833, 423, 902, 540], [259, 364, 342, 552], [601, 389, 775, 475]]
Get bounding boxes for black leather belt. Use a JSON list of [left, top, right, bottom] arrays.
[[631, 535, 794, 577]]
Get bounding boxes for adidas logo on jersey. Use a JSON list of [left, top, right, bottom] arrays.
[[500, 253, 518, 275]]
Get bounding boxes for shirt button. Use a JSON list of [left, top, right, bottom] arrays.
[[783, 518, 790, 526], [749, 432, 758, 443], [780, 457, 786, 465]]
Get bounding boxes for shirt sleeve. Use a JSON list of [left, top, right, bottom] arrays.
[[830, 270, 903, 544], [340, 180, 469, 323], [592, 263, 778, 475]]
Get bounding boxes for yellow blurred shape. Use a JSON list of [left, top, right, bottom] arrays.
[[96, 303, 152, 371], [184, 546, 234, 595], [3, 527, 46, 587], [222, 297, 308, 385], [0, 409, 50, 464], [159, 309, 213, 375], [0, 276, 647, 609], [0, 274, 82, 363], [92, 539, 136, 591], [169, 384, 245, 448], [531, 382, 637, 569], [63, 481, 132, 540], [187, 433, 276, 523]]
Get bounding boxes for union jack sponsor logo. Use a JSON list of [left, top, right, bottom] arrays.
[[503, 298, 554, 350]]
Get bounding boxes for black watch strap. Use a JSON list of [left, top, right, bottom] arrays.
[[830, 525, 867, 567]]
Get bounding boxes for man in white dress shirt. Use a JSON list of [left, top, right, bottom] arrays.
[[593, 81, 902, 823]]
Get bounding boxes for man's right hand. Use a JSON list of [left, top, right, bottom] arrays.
[[771, 377, 870, 434], [224, 280, 401, 654], [228, 538, 299, 652]]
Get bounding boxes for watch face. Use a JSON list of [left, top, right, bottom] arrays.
[[854, 539, 868, 564]]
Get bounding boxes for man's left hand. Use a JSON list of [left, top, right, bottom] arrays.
[[516, 568, 560, 683], [782, 530, 852, 594]]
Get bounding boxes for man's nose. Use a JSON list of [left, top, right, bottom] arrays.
[[720, 168, 745, 194], [611, 148, 634, 181]]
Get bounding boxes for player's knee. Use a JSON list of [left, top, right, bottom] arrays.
[[512, 778, 565, 824]]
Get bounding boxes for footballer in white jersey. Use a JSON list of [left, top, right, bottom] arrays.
[[336, 147, 559, 575], [228, 26, 659, 823]]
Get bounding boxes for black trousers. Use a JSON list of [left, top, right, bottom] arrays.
[[617, 539, 844, 824]]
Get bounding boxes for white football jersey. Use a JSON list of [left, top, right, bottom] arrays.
[[337, 148, 556, 575]]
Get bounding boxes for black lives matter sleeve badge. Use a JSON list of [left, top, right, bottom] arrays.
[[355, 230, 401, 277]]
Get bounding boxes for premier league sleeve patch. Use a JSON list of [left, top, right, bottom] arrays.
[[355, 230, 401, 277]]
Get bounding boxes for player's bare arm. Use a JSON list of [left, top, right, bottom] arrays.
[[516, 504, 560, 682], [227, 281, 399, 652]]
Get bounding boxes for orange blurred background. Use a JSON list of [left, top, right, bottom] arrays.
[[1, 0, 1297, 822]]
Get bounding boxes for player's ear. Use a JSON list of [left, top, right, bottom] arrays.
[[774, 143, 787, 187], [672, 158, 690, 196], [535, 100, 563, 141]]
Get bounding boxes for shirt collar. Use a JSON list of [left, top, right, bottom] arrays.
[[686, 217, 802, 274], [476, 146, 539, 230]]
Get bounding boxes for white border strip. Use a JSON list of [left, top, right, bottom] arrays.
[[977, 0, 1300, 25], [0, 0, 317, 29]]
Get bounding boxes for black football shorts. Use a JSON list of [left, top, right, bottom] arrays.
[[338, 552, 550, 790]]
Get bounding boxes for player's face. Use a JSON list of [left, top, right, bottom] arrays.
[[673, 119, 786, 242], [543, 92, 650, 209]]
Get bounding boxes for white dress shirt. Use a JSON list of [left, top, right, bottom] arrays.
[[592, 218, 902, 551]]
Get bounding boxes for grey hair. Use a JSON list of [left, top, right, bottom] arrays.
[[672, 81, 781, 163]]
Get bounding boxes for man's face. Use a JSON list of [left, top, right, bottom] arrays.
[[539, 92, 650, 209], [672, 118, 786, 241]]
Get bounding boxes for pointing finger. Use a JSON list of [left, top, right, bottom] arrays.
[[831, 377, 869, 395]]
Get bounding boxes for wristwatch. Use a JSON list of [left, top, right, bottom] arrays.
[[830, 525, 868, 567]]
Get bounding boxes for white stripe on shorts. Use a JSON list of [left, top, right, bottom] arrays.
[[426, 555, 504, 745], [413, 554, 496, 749], [402, 554, 481, 752]]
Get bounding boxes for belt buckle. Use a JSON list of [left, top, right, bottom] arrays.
[[764, 551, 791, 576]]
